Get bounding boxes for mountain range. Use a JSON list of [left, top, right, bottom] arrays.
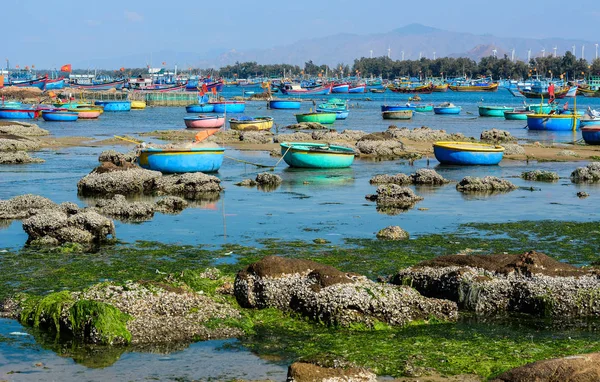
[[75, 24, 596, 70]]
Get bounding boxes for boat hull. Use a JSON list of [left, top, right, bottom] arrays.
[[130, 101, 146, 110], [582, 126, 600, 144], [75, 109, 102, 119], [268, 100, 301, 109], [478, 106, 515, 117], [527, 114, 580, 131], [581, 118, 600, 127], [348, 85, 366, 93], [433, 142, 504, 165], [504, 110, 532, 120], [434, 106, 461, 115], [184, 116, 225, 129], [229, 117, 273, 131], [381, 105, 416, 112], [41, 111, 78, 121], [280, 85, 332, 96], [138, 148, 224, 173], [71, 80, 125, 91], [280, 142, 355, 168], [414, 104, 434, 112], [331, 84, 350, 93], [210, 102, 245, 113], [382, 110, 413, 120], [295, 112, 336, 124], [449, 83, 499, 92], [94, 101, 131, 111], [0, 108, 39, 119], [186, 104, 215, 113]]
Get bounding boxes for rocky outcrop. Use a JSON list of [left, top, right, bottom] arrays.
[[521, 170, 559, 182], [456, 176, 517, 193], [376, 226, 409, 240], [95, 195, 155, 221], [502, 143, 526, 155], [155, 173, 223, 199], [411, 169, 449, 185], [386, 126, 469, 142], [355, 139, 405, 157], [23, 209, 115, 245], [365, 184, 423, 214], [571, 162, 600, 183], [0, 194, 57, 219], [369, 173, 411, 185], [480, 129, 516, 143], [0, 121, 49, 136], [393, 251, 600, 318], [255, 172, 282, 186], [274, 132, 314, 142], [311, 130, 367, 142], [98, 150, 137, 166], [491, 352, 600, 382], [154, 196, 188, 213], [287, 362, 377, 382], [235, 179, 258, 187], [286, 122, 328, 130], [0, 137, 41, 151], [239, 131, 274, 144], [0, 151, 44, 164], [235, 256, 457, 327]]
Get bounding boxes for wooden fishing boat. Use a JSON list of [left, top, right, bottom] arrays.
[[433, 83, 449, 92], [94, 100, 131, 111], [41, 110, 78, 122], [184, 115, 225, 129], [388, 83, 434, 94], [70, 79, 126, 91], [138, 146, 224, 173], [210, 101, 245, 113], [268, 99, 301, 109], [280, 84, 332, 96], [382, 110, 413, 120], [478, 105, 515, 117], [0, 107, 39, 119], [44, 77, 65, 90], [130, 100, 146, 110], [348, 84, 366, 93], [434, 103, 461, 115], [134, 82, 188, 92], [331, 83, 350, 93], [229, 116, 274, 131], [433, 141, 504, 165], [186, 103, 215, 113], [8, 77, 47, 90], [582, 126, 600, 144], [280, 142, 355, 168], [526, 114, 580, 131], [503, 109, 533, 120], [519, 86, 569, 99], [449, 83, 499, 92], [295, 112, 336, 124]]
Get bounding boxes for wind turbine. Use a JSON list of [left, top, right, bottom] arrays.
[[401, 50, 405, 60], [419, 52, 422, 59], [582, 45, 585, 60], [492, 49, 497, 57], [596, 43, 599, 60], [541, 48, 545, 58], [370, 50, 373, 58], [553, 46, 557, 57], [511, 48, 515, 62], [527, 49, 531, 62], [433, 51, 436, 59], [572, 45, 576, 57], [387, 46, 391, 59]]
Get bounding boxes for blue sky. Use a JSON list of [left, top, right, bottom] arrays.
[[4, 0, 599, 69]]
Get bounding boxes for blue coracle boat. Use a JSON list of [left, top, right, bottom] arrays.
[[280, 142, 355, 168], [268, 100, 301, 110], [526, 114, 580, 131], [138, 147, 224, 173], [186, 103, 214, 113], [381, 104, 416, 112], [433, 141, 504, 165], [210, 101, 245, 113], [41, 110, 79, 122], [433, 103, 462, 115], [94, 100, 131, 112], [0, 107, 39, 119], [582, 126, 600, 145]]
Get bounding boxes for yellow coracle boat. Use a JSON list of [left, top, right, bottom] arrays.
[[130, 100, 146, 110], [229, 116, 274, 131]]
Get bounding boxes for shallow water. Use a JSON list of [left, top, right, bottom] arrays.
[[1, 88, 600, 379]]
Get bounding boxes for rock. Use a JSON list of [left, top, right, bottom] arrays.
[[369, 174, 411, 185], [0, 121, 49, 136], [156, 173, 224, 199], [286, 122, 327, 130], [239, 131, 273, 144], [355, 140, 405, 157], [376, 226, 409, 240], [490, 352, 600, 382], [521, 170, 559, 182], [0, 151, 44, 164], [456, 176, 517, 192], [98, 150, 137, 166], [311, 129, 367, 142], [365, 184, 423, 214], [154, 196, 188, 213], [480, 129, 516, 143], [386, 126, 468, 142], [273, 132, 313, 142], [0, 194, 58, 220], [392, 251, 600, 318], [577, 191, 589, 198], [571, 162, 600, 183], [95, 195, 155, 221], [557, 149, 579, 157], [235, 179, 258, 187], [78, 168, 162, 196], [287, 362, 377, 382], [90, 161, 138, 174], [235, 256, 457, 327], [59, 202, 80, 215], [313, 238, 330, 244], [503, 143, 526, 155], [255, 172, 282, 186], [411, 169, 449, 185], [0, 137, 41, 152]]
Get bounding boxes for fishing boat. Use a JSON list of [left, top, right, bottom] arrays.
[[388, 83, 434, 94], [382, 110, 413, 120], [186, 103, 215, 113], [448, 78, 499, 92], [381, 104, 416, 112], [134, 82, 187, 92], [74, 108, 102, 119], [0, 107, 39, 119], [503, 109, 533, 120], [331, 83, 350, 93], [44, 77, 65, 90], [580, 110, 600, 127], [414, 104, 434, 112], [433, 141, 504, 165], [478, 105, 515, 117], [8, 77, 47, 90], [582, 126, 600, 144], [433, 103, 461, 115], [295, 112, 336, 124], [369, 88, 386, 93], [433, 83, 449, 92], [184, 115, 225, 129], [70, 79, 126, 91], [229, 116, 274, 131], [318, 109, 349, 120], [138, 146, 224, 173], [348, 84, 366, 93], [518, 80, 570, 99], [94, 100, 131, 112], [210, 101, 245, 113], [268, 99, 301, 110], [526, 114, 580, 131], [280, 84, 332, 96], [316, 99, 348, 117], [280, 142, 355, 168], [41, 110, 78, 122]]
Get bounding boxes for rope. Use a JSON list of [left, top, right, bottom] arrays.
[[114, 135, 143, 144], [224, 155, 274, 168], [274, 144, 293, 167]]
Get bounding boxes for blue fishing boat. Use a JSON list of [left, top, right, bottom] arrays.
[[582, 126, 600, 144], [331, 83, 350, 93], [210, 101, 245, 113], [381, 104, 416, 112], [41, 110, 79, 122], [71, 79, 126, 91], [268, 99, 301, 110], [433, 142, 504, 165], [317, 109, 349, 120], [94, 100, 131, 111], [526, 114, 580, 131], [138, 147, 224, 173], [0, 107, 39, 119], [434, 103, 462, 115], [280, 142, 355, 168], [186, 103, 215, 113]]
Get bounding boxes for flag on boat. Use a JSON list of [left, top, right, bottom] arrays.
[[201, 83, 208, 93], [60, 64, 72, 73], [120, 67, 125, 72]]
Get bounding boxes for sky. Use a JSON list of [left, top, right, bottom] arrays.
[[3, 0, 599, 69]]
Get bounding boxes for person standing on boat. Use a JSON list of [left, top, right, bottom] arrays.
[[548, 82, 555, 103]]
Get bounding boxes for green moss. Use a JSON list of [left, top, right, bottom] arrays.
[[19, 291, 74, 334], [69, 300, 132, 345]]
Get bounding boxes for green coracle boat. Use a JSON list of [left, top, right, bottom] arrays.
[[295, 112, 337, 124], [478, 105, 515, 117]]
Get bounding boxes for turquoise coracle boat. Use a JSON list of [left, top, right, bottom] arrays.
[[138, 147, 224, 173], [478, 105, 514, 117], [280, 142, 355, 168], [433, 141, 505, 165]]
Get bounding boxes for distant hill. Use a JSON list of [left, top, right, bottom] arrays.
[[78, 24, 594, 69]]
